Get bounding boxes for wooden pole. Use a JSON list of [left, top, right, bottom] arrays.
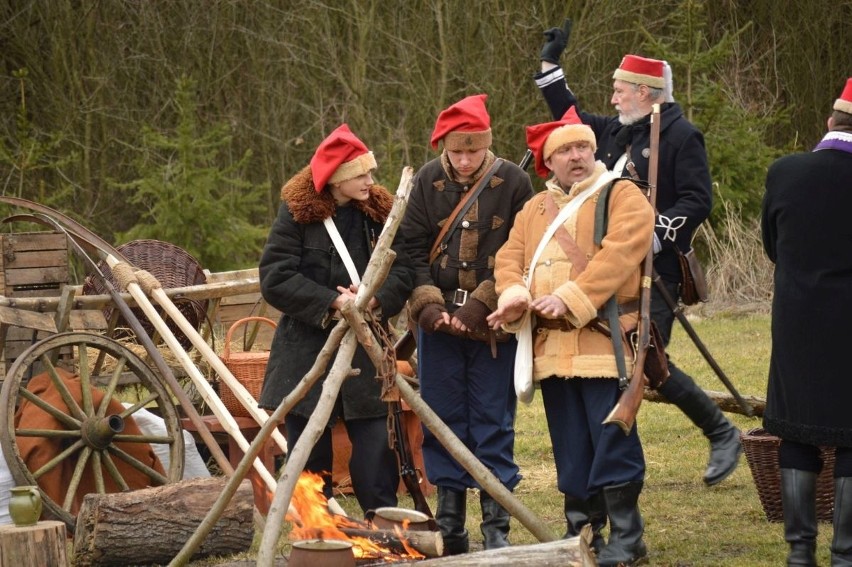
[[345, 305, 557, 544]]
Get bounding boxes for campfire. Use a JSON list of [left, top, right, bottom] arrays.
[[287, 472, 438, 562]]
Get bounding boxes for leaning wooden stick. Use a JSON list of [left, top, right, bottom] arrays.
[[603, 103, 662, 435], [347, 306, 557, 544]]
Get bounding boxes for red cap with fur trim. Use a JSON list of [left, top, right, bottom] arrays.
[[835, 78, 852, 114], [613, 54, 665, 89], [525, 107, 597, 178], [309, 124, 377, 192], [430, 94, 493, 151]]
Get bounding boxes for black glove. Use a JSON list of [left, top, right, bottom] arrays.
[[452, 298, 490, 334], [540, 27, 567, 64], [418, 303, 447, 334]]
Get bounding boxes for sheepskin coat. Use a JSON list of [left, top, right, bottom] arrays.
[[495, 163, 654, 381], [257, 166, 414, 423]]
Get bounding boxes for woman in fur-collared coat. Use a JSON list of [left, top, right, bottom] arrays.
[[258, 124, 413, 514]]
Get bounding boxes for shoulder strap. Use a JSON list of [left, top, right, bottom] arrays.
[[323, 217, 361, 285], [428, 158, 504, 265], [543, 193, 588, 272]]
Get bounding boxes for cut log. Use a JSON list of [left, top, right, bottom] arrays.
[[337, 526, 442, 558], [644, 388, 765, 416], [72, 477, 254, 566], [0, 520, 69, 567], [385, 537, 595, 566]]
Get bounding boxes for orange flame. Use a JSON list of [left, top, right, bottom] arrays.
[[286, 471, 425, 561]]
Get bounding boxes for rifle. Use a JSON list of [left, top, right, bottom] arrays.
[[652, 273, 754, 416], [603, 103, 662, 435], [390, 334, 433, 517]]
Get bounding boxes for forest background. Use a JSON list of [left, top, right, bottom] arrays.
[[1, 0, 850, 276]]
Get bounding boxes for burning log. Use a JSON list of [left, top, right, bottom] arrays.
[[337, 527, 443, 558]]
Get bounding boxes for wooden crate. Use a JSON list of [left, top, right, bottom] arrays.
[[0, 231, 69, 297], [0, 231, 71, 375], [204, 268, 281, 349]]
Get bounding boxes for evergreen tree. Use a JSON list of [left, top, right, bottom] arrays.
[[115, 76, 268, 272]]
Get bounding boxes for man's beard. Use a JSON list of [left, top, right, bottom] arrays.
[[616, 105, 645, 125]]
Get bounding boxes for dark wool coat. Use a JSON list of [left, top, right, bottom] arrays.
[[761, 144, 852, 447], [400, 152, 534, 316], [537, 67, 713, 283], [257, 166, 414, 423]]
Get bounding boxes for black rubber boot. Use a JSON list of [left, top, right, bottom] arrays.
[[657, 366, 742, 485], [832, 477, 852, 566], [480, 491, 510, 549], [780, 468, 818, 566], [436, 487, 469, 555], [563, 492, 606, 554], [596, 481, 648, 566]]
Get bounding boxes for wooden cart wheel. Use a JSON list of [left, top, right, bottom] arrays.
[[0, 332, 184, 531]]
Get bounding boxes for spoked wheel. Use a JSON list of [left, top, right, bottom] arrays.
[[0, 332, 184, 531]]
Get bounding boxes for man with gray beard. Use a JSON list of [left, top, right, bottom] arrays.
[[534, 30, 741, 538]]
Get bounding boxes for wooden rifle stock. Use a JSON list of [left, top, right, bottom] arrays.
[[390, 332, 432, 517], [603, 104, 661, 435]]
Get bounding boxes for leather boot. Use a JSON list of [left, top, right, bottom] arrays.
[[657, 367, 742, 485], [832, 477, 852, 566], [563, 492, 606, 554], [596, 481, 648, 566], [436, 487, 469, 555], [480, 491, 510, 549], [780, 468, 818, 566]]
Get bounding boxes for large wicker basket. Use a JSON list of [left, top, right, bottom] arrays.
[[741, 427, 835, 522], [82, 239, 208, 349], [219, 317, 277, 418]]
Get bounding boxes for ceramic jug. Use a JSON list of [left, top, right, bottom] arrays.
[[8, 485, 42, 527]]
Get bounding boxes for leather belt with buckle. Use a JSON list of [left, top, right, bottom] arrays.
[[442, 288, 469, 306]]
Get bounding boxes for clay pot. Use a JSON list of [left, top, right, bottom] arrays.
[[8, 485, 42, 527], [369, 506, 431, 531], [288, 539, 355, 567]]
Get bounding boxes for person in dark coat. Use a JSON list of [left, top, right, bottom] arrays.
[[535, 30, 741, 495], [258, 124, 414, 515], [400, 94, 534, 554], [761, 78, 852, 567]]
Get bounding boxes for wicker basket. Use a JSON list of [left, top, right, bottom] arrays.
[[82, 239, 208, 349], [219, 317, 277, 418], [741, 427, 836, 522]]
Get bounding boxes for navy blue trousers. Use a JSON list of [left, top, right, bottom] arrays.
[[540, 377, 645, 500], [284, 414, 398, 513], [417, 328, 521, 491]]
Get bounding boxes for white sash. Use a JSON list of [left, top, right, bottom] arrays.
[[323, 217, 361, 286], [514, 170, 617, 404]]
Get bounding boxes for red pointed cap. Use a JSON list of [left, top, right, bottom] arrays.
[[835, 78, 852, 114], [430, 94, 492, 150], [613, 54, 665, 89], [309, 124, 377, 192], [524, 107, 596, 178]]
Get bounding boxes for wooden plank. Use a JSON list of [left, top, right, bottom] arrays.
[[1, 231, 67, 252], [0, 305, 58, 333], [69, 310, 108, 331], [0, 249, 67, 269], [4, 266, 69, 287]]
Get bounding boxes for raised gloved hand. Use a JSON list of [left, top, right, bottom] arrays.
[[451, 298, 490, 334], [418, 303, 447, 334], [540, 26, 567, 64]]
